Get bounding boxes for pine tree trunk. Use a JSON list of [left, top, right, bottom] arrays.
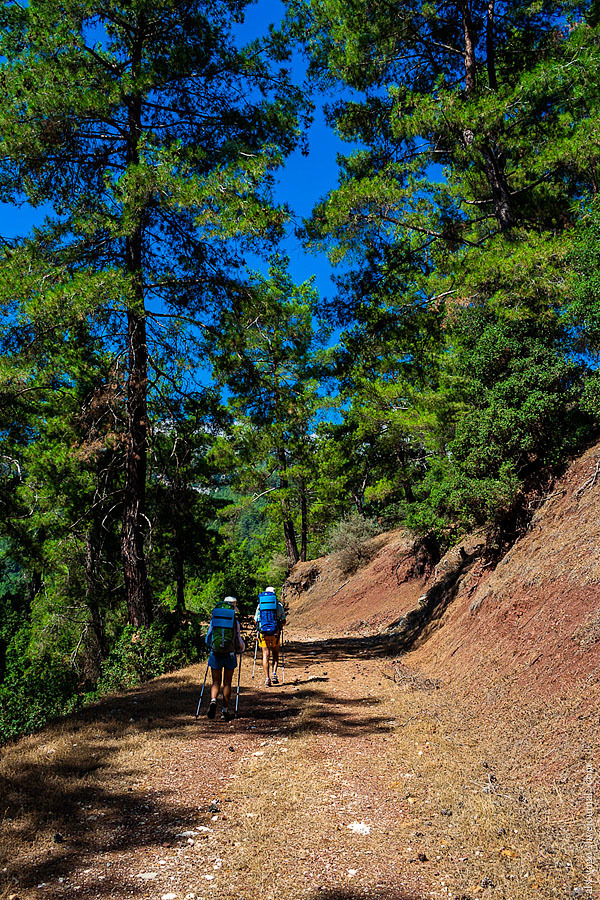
[[300, 481, 308, 562], [121, 40, 152, 627], [85, 525, 109, 667], [175, 545, 185, 613], [122, 298, 152, 627], [277, 446, 300, 566], [461, 1, 512, 234]]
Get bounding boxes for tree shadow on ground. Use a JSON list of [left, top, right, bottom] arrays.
[[306, 889, 422, 900], [1, 632, 407, 898]]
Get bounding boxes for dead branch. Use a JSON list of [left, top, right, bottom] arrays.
[[330, 580, 350, 598], [527, 489, 566, 509], [575, 459, 600, 499]]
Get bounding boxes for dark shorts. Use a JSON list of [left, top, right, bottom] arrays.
[[208, 651, 237, 671]]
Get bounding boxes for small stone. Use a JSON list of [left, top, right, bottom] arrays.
[[136, 872, 158, 880], [161, 894, 178, 900], [347, 822, 371, 835], [208, 800, 221, 813], [440, 809, 452, 816], [417, 852, 428, 862]]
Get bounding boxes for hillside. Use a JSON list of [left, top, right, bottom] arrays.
[[284, 439, 600, 839]]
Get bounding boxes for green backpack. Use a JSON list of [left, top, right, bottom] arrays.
[[207, 602, 236, 653]]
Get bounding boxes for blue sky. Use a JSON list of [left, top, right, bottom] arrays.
[[0, 0, 348, 306]]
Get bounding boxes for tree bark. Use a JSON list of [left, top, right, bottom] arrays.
[[122, 299, 152, 627], [277, 446, 300, 566], [460, 1, 477, 95], [300, 479, 308, 562], [174, 543, 185, 612], [461, 0, 513, 234], [486, 0, 497, 91], [121, 17, 152, 628], [85, 525, 109, 672]]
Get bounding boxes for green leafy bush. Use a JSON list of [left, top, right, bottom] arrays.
[[95, 618, 202, 695], [0, 628, 80, 743], [327, 511, 381, 575]]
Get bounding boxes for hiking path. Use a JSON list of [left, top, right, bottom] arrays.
[[1, 628, 581, 900]]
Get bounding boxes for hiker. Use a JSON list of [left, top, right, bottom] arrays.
[[205, 596, 245, 721], [254, 586, 286, 687]]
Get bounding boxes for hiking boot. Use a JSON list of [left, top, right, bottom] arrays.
[[271, 672, 279, 684], [264, 677, 271, 687], [207, 700, 217, 719], [222, 708, 234, 722]]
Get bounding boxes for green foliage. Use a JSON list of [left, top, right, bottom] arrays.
[[210, 255, 331, 565], [95, 618, 202, 696], [290, 0, 600, 545], [568, 196, 600, 420], [326, 510, 381, 575], [0, 625, 80, 743]]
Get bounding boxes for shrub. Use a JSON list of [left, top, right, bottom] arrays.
[[327, 511, 381, 575], [96, 618, 202, 695], [0, 628, 80, 743]]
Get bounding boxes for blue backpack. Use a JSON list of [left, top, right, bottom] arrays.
[[258, 592, 278, 636]]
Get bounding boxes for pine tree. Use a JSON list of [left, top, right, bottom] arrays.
[[0, 0, 305, 624], [210, 256, 329, 566], [290, 0, 600, 535]]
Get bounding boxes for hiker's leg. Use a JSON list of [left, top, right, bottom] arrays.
[[222, 668, 234, 708], [271, 647, 280, 678], [210, 667, 222, 702], [262, 647, 271, 683]]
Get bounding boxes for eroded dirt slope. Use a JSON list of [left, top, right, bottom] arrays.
[[3, 444, 600, 900], [284, 441, 600, 884]]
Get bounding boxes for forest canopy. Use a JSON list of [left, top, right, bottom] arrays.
[[1, 0, 599, 741]]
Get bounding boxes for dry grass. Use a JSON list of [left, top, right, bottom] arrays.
[[385, 704, 584, 899], [1, 641, 596, 900], [572, 611, 600, 649]]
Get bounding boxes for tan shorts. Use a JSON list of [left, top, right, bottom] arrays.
[[258, 633, 281, 650]]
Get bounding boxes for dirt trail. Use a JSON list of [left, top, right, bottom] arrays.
[[1, 630, 586, 900]]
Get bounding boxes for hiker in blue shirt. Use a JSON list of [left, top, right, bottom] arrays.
[[254, 586, 286, 687], [205, 596, 245, 721]]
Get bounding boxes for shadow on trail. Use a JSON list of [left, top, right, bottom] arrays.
[[1, 630, 401, 897], [286, 633, 402, 663]]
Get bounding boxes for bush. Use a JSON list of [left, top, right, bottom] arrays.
[[96, 618, 203, 695], [0, 628, 80, 743], [327, 511, 381, 575]]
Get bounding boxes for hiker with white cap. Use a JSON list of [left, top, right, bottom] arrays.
[[205, 596, 245, 721], [254, 586, 286, 687]]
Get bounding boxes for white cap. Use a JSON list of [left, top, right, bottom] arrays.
[[265, 586, 276, 594], [223, 596, 237, 606]]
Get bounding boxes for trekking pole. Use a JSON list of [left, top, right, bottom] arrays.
[[235, 653, 242, 717], [195, 659, 210, 718], [252, 631, 258, 679], [280, 627, 285, 684]]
